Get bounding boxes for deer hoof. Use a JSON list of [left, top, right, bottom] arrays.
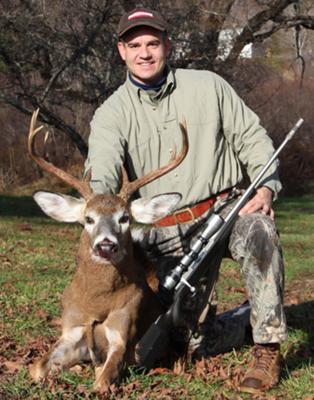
[[94, 366, 114, 393], [93, 379, 110, 394], [29, 361, 47, 382]]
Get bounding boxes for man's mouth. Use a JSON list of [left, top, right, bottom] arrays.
[[138, 62, 154, 67]]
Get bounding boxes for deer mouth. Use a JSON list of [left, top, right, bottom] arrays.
[[95, 241, 118, 260]]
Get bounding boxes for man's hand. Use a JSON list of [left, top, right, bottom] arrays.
[[239, 186, 274, 220]]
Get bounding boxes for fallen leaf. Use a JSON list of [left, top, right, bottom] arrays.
[[69, 365, 83, 373], [35, 309, 49, 319], [219, 365, 228, 380], [287, 295, 301, 305], [3, 360, 24, 373], [147, 367, 172, 376], [18, 223, 32, 231], [150, 379, 163, 389], [76, 384, 89, 395], [49, 317, 62, 327], [173, 359, 186, 374]]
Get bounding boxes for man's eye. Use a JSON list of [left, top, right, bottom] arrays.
[[85, 216, 94, 224], [119, 214, 129, 224]]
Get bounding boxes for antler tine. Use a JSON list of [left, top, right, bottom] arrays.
[[119, 120, 189, 202], [28, 109, 93, 199]]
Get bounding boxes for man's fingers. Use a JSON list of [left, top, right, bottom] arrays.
[[239, 199, 259, 216], [269, 208, 275, 220], [239, 187, 274, 218], [239, 199, 274, 218], [261, 203, 270, 215]]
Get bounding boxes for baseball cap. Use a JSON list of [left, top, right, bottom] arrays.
[[118, 8, 167, 38]]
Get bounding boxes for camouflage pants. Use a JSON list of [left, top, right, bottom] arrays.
[[141, 196, 288, 354]]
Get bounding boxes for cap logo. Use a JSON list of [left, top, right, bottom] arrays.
[[128, 11, 154, 20]]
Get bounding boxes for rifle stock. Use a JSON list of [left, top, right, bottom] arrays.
[[136, 307, 174, 370]]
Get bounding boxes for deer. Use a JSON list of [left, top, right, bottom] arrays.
[[27, 109, 188, 393]]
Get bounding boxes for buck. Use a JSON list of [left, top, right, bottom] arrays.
[[27, 110, 188, 393]]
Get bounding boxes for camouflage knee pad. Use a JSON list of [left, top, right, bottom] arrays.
[[229, 212, 287, 343]]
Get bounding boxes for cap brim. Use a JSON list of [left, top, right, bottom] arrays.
[[118, 21, 166, 38]]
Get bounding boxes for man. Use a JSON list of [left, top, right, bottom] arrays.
[[85, 7, 287, 393]]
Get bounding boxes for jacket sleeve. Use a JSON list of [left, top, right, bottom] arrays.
[[215, 74, 282, 199], [85, 101, 126, 194]]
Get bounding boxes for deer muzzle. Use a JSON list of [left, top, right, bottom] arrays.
[[95, 239, 118, 259]]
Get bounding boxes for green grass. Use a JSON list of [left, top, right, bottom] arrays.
[[0, 215, 79, 343], [276, 194, 314, 280], [0, 193, 313, 399]]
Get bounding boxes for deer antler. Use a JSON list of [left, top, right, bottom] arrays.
[[28, 109, 93, 199], [119, 121, 189, 202]]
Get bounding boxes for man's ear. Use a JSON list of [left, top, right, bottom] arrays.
[[165, 37, 171, 57], [117, 41, 126, 61]]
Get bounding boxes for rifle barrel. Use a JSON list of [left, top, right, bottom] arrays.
[[224, 118, 304, 224]]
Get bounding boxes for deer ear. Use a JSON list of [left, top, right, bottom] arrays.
[[33, 191, 86, 223], [130, 193, 182, 224]]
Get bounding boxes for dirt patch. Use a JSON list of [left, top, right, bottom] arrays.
[[285, 273, 314, 305]]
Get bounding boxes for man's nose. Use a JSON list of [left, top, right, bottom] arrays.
[[139, 45, 151, 58]]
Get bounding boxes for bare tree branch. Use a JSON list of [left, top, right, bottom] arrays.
[[1, 94, 89, 157], [273, 14, 314, 29], [225, 0, 296, 63], [1, 0, 314, 162], [40, 5, 112, 102], [0, 0, 124, 157]]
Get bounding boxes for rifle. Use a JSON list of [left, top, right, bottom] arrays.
[[137, 119, 304, 369]]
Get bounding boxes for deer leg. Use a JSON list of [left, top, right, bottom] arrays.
[[93, 310, 132, 393], [29, 326, 89, 381]]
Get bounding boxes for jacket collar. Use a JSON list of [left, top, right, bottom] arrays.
[[126, 65, 176, 103]]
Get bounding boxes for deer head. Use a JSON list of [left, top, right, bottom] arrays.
[[29, 110, 188, 264]]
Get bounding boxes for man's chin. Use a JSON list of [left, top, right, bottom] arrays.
[[132, 71, 161, 85]]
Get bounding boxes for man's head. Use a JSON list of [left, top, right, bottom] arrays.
[[117, 8, 170, 85]]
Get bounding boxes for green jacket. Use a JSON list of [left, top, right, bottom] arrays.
[[86, 68, 281, 208]]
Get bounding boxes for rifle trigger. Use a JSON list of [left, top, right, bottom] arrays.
[[181, 278, 196, 293]]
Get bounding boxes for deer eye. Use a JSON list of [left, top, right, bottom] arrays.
[[85, 216, 95, 224], [119, 214, 129, 224]]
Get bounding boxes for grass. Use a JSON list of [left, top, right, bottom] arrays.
[[275, 195, 314, 280], [0, 192, 313, 399]]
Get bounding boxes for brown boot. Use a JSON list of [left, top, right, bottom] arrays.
[[240, 343, 282, 394]]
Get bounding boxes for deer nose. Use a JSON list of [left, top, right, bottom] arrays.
[[95, 238, 118, 257]]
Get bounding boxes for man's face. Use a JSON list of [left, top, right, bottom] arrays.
[[117, 27, 171, 85]]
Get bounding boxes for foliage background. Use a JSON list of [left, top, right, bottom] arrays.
[[0, 0, 314, 195]]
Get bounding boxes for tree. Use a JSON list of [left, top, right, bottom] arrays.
[[0, 0, 124, 157]]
